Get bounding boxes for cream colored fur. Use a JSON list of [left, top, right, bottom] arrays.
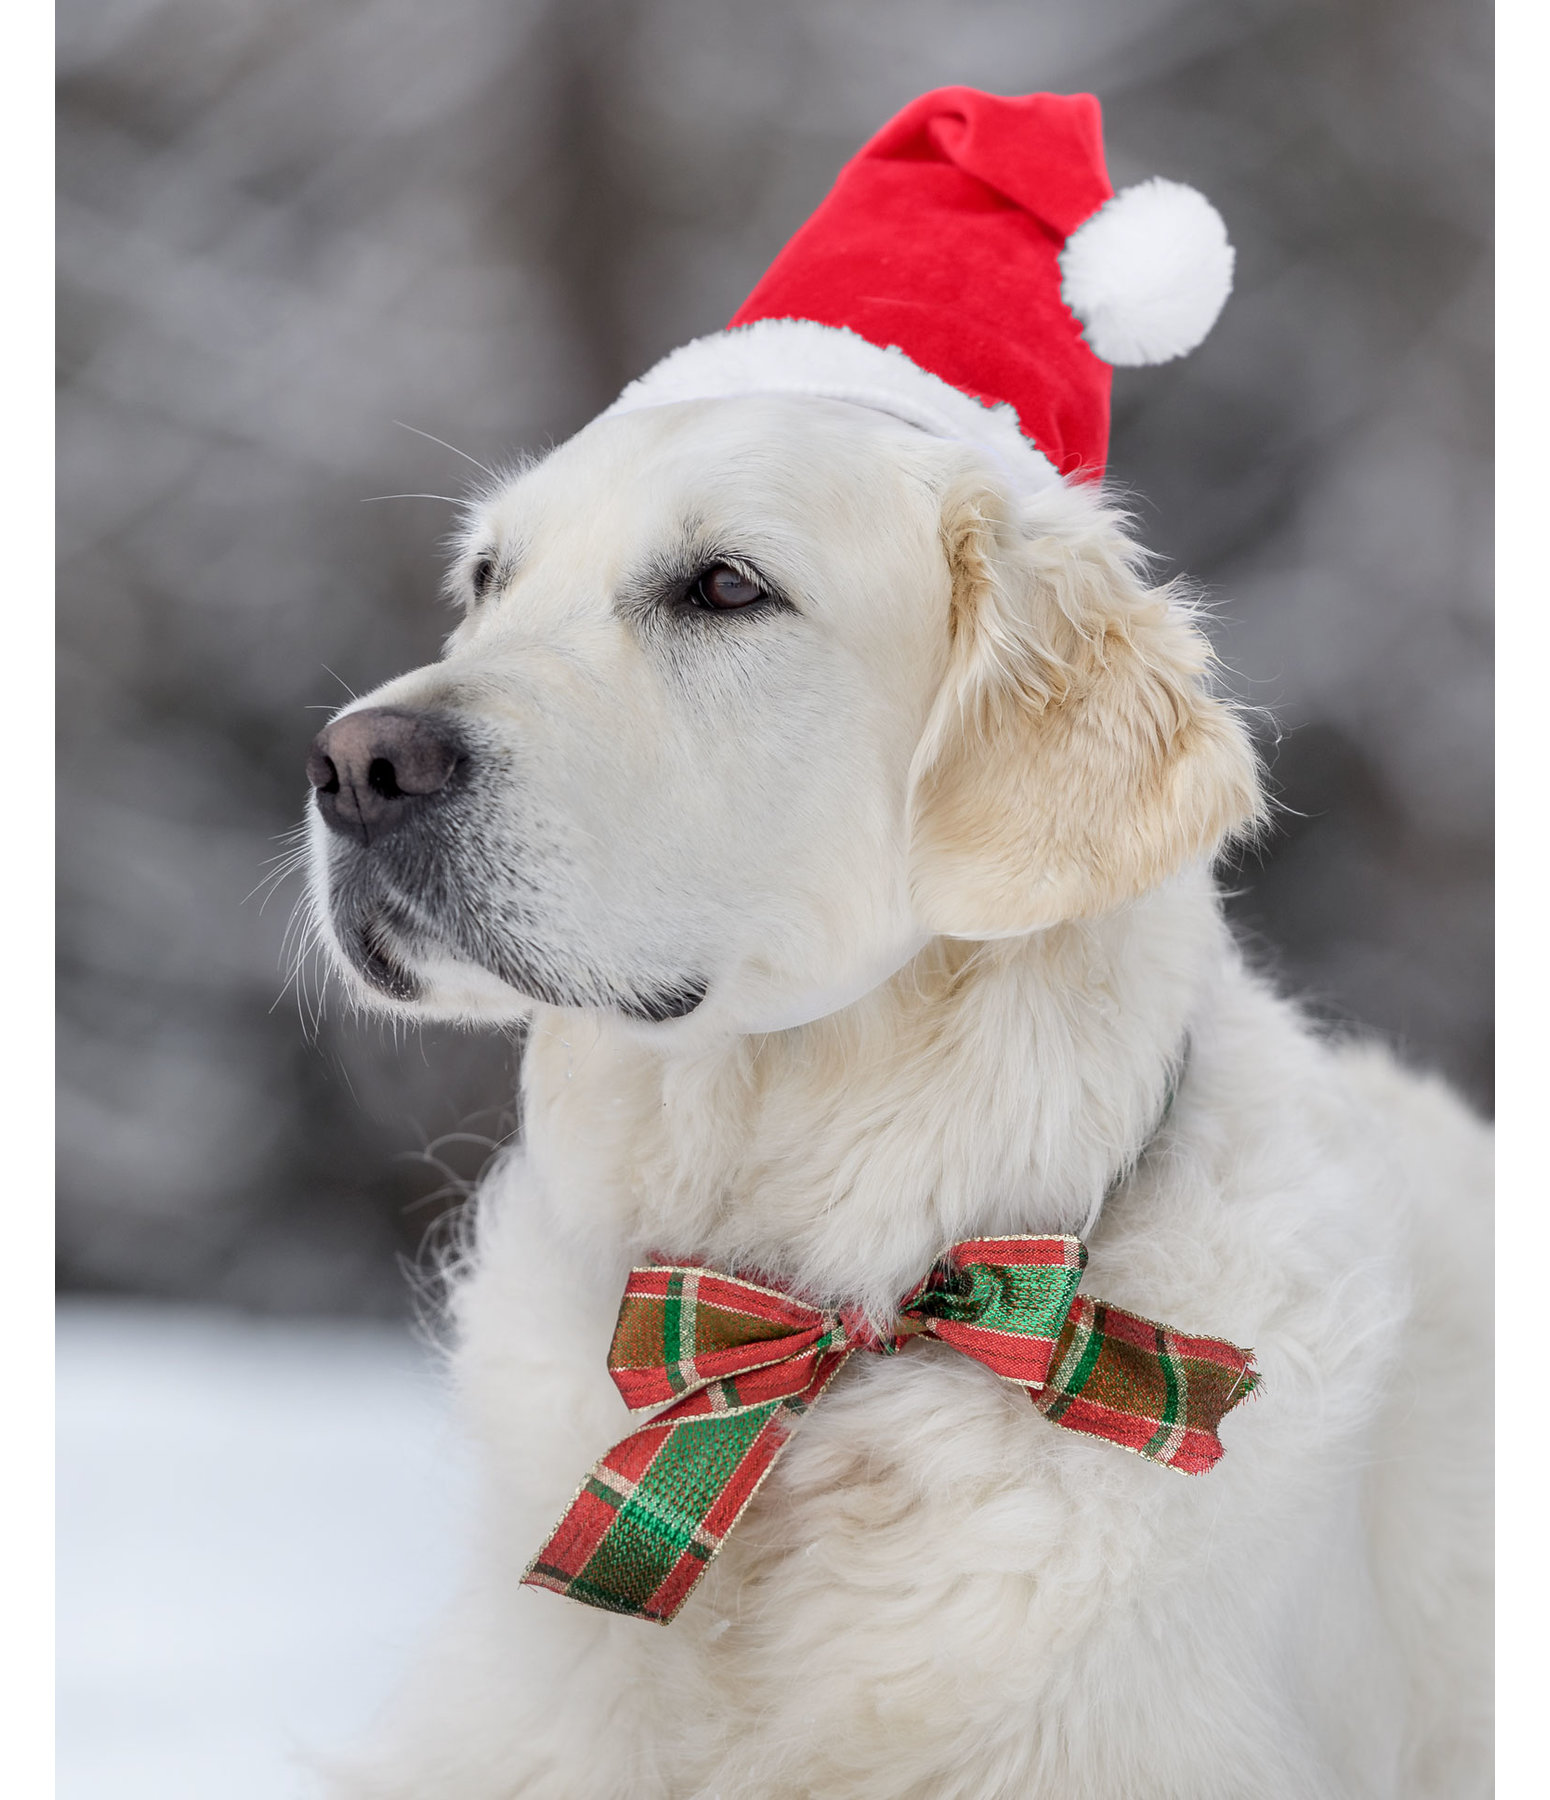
[[910, 471, 1261, 936], [306, 396, 1491, 1799]]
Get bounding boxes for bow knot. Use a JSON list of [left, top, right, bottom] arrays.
[[524, 1236, 1257, 1624]]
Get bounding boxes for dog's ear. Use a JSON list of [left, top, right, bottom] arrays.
[[907, 474, 1263, 937]]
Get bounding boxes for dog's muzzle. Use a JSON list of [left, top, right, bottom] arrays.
[[306, 706, 709, 1020]]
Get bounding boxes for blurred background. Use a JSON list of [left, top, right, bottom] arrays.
[[58, 0, 1491, 1317]]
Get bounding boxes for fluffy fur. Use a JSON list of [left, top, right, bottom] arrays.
[[305, 395, 1491, 1798]]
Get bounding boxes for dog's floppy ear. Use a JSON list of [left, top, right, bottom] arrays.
[[907, 473, 1263, 937]]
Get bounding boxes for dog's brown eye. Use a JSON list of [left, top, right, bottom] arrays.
[[471, 556, 495, 600], [692, 564, 766, 610]]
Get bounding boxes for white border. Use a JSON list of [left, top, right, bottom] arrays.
[[10, 0, 55, 1786]]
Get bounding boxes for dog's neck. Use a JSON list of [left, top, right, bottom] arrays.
[[520, 867, 1230, 1317]]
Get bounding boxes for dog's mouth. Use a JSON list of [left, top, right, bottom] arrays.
[[609, 978, 710, 1023], [334, 899, 426, 1004], [322, 863, 708, 1022]]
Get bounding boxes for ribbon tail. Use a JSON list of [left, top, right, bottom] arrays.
[[523, 1346, 853, 1624], [1033, 1295, 1259, 1475]]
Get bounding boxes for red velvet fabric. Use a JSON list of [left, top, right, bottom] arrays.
[[730, 88, 1116, 479]]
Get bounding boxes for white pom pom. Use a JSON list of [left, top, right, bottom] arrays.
[[1059, 178, 1234, 367]]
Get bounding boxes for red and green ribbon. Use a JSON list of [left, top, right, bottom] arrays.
[[523, 1237, 1258, 1624]]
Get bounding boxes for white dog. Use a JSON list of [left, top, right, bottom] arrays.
[[304, 389, 1491, 1798]]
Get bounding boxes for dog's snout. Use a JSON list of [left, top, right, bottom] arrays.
[[308, 707, 466, 843]]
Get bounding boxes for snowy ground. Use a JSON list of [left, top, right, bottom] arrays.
[[57, 1301, 472, 1799]]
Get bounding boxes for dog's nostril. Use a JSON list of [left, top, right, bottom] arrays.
[[367, 756, 404, 800], [305, 746, 341, 794]]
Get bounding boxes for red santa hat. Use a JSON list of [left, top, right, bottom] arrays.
[[604, 87, 1234, 492]]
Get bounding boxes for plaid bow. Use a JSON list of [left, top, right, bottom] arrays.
[[523, 1237, 1258, 1624]]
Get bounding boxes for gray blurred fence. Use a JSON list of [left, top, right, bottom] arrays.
[[57, 0, 1491, 1315]]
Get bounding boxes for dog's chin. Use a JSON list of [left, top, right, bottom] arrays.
[[336, 940, 531, 1022], [326, 902, 709, 1028], [326, 891, 921, 1042]]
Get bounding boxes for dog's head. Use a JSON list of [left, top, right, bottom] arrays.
[[304, 396, 1261, 1036]]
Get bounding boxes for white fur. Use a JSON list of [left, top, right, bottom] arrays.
[[1060, 180, 1235, 367], [306, 396, 1491, 1799]]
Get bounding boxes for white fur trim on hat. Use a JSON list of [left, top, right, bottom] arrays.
[[1059, 179, 1234, 367], [603, 319, 1060, 495]]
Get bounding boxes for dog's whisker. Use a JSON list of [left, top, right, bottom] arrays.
[[360, 493, 464, 505], [244, 845, 311, 908], [391, 420, 497, 479]]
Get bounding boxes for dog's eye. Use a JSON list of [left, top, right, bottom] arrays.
[[691, 564, 766, 611], [471, 556, 496, 601]]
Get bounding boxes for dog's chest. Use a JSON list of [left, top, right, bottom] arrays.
[[462, 1028, 1440, 1794], [549, 1335, 1279, 1796]]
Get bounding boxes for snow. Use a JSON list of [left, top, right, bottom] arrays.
[[56, 1301, 472, 1799]]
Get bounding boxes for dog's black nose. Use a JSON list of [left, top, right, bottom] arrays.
[[308, 707, 466, 843]]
